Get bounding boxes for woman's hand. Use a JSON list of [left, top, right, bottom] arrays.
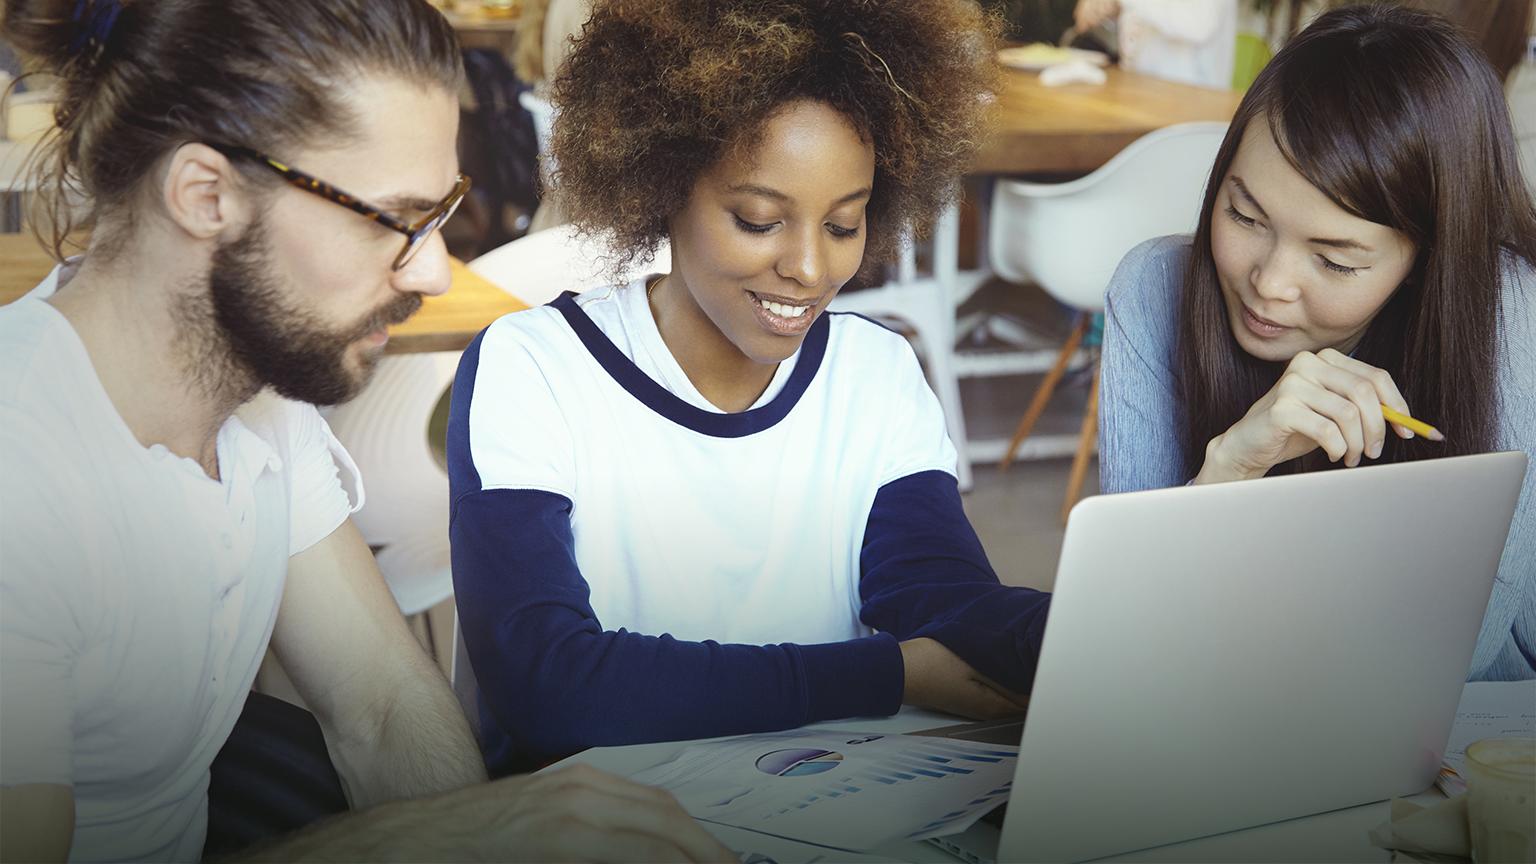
[[899, 637, 1030, 721], [1194, 348, 1432, 484]]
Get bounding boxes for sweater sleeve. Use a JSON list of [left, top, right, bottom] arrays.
[[450, 488, 904, 767], [858, 470, 1051, 695], [1099, 236, 1197, 493]]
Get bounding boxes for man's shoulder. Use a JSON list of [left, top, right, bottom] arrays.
[[0, 298, 70, 405], [235, 388, 324, 442], [0, 299, 103, 464]]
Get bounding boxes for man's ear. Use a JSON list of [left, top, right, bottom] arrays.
[[161, 143, 255, 240]]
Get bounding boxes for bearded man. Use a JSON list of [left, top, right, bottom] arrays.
[[0, 0, 732, 861]]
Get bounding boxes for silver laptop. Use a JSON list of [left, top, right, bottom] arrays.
[[931, 450, 1526, 863]]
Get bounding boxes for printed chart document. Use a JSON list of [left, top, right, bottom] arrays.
[[1435, 679, 1535, 796], [700, 824, 903, 864], [629, 729, 1017, 851]]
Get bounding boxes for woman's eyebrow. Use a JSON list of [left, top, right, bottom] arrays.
[[1228, 176, 1268, 219], [1309, 235, 1374, 253], [727, 183, 873, 205], [1230, 175, 1376, 253]]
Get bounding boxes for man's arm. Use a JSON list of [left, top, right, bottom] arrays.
[[0, 784, 73, 863], [269, 518, 485, 808], [234, 764, 735, 863], [247, 520, 735, 862]]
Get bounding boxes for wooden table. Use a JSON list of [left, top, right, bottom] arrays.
[[0, 233, 527, 354], [974, 65, 1245, 176], [0, 233, 71, 303]]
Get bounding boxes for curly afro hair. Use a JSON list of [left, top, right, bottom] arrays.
[[550, 0, 1002, 277]]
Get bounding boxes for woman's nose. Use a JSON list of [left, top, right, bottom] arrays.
[[1251, 247, 1302, 303], [777, 228, 827, 288]]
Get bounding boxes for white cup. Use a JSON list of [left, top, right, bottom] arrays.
[[1465, 737, 1536, 863]]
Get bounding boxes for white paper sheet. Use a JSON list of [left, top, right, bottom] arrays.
[[702, 823, 905, 864], [630, 729, 1017, 851], [1435, 679, 1535, 796]]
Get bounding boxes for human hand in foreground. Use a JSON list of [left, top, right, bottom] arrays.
[[1194, 348, 1439, 485], [1074, 0, 1121, 31], [241, 763, 737, 863], [469, 765, 737, 862], [899, 637, 1030, 721]]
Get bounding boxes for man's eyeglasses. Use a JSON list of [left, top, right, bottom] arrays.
[[210, 144, 471, 271]]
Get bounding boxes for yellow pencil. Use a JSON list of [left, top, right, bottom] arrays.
[[1381, 405, 1444, 441]]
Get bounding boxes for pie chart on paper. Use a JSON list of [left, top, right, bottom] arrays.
[[755, 748, 845, 777]]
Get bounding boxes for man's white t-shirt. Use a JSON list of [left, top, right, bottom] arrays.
[[0, 263, 360, 862]]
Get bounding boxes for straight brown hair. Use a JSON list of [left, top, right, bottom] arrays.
[[1177, 3, 1536, 477]]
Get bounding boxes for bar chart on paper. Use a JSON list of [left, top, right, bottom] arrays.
[[628, 731, 1018, 851]]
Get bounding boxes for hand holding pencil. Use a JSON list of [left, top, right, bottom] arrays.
[[1381, 405, 1445, 441], [1194, 349, 1443, 485]]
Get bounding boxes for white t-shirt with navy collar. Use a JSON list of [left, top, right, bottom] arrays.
[[449, 277, 1052, 773]]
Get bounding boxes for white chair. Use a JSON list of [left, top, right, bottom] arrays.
[[829, 204, 989, 491], [989, 120, 1229, 520], [467, 222, 671, 305]]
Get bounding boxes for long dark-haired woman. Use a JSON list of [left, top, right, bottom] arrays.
[[449, 0, 1053, 774], [1100, 4, 1536, 681]]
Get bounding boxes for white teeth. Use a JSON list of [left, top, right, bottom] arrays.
[[762, 299, 809, 319]]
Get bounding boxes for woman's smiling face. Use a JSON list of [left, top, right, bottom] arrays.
[[663, 99, 876, 369], [1211, 117, 1417, 363]]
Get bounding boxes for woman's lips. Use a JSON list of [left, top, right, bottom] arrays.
[[1241, 303, 1293, 339], [749, 291, 819, 336]]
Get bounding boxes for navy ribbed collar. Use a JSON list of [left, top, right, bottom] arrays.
[[551, 292, 828, 438]]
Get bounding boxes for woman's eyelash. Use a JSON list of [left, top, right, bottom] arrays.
[[829, 224, 860, 238], [733, 215, 775, 234], [1224, 205, 1256, 227], [1223, 202, 1359, 275]]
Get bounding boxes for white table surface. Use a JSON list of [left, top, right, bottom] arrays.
[[542, 706, 1445, 863]]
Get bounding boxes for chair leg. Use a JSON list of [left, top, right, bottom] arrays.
[[1061, 362, 1101, 525], [998, 311, 1092, 471]]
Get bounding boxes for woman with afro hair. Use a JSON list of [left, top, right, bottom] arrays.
[[448, 0, 1053, 774]]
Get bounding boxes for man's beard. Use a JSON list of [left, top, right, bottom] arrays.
[[201, 220, 423, 406]]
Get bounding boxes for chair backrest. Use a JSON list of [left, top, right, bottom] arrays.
[[989, 121, 1229, 313], [466, 222, 672, 308], [322, 351, 461, 549]]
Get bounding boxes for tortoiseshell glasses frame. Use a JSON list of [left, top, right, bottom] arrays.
[[210, 144, 472, 271]]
